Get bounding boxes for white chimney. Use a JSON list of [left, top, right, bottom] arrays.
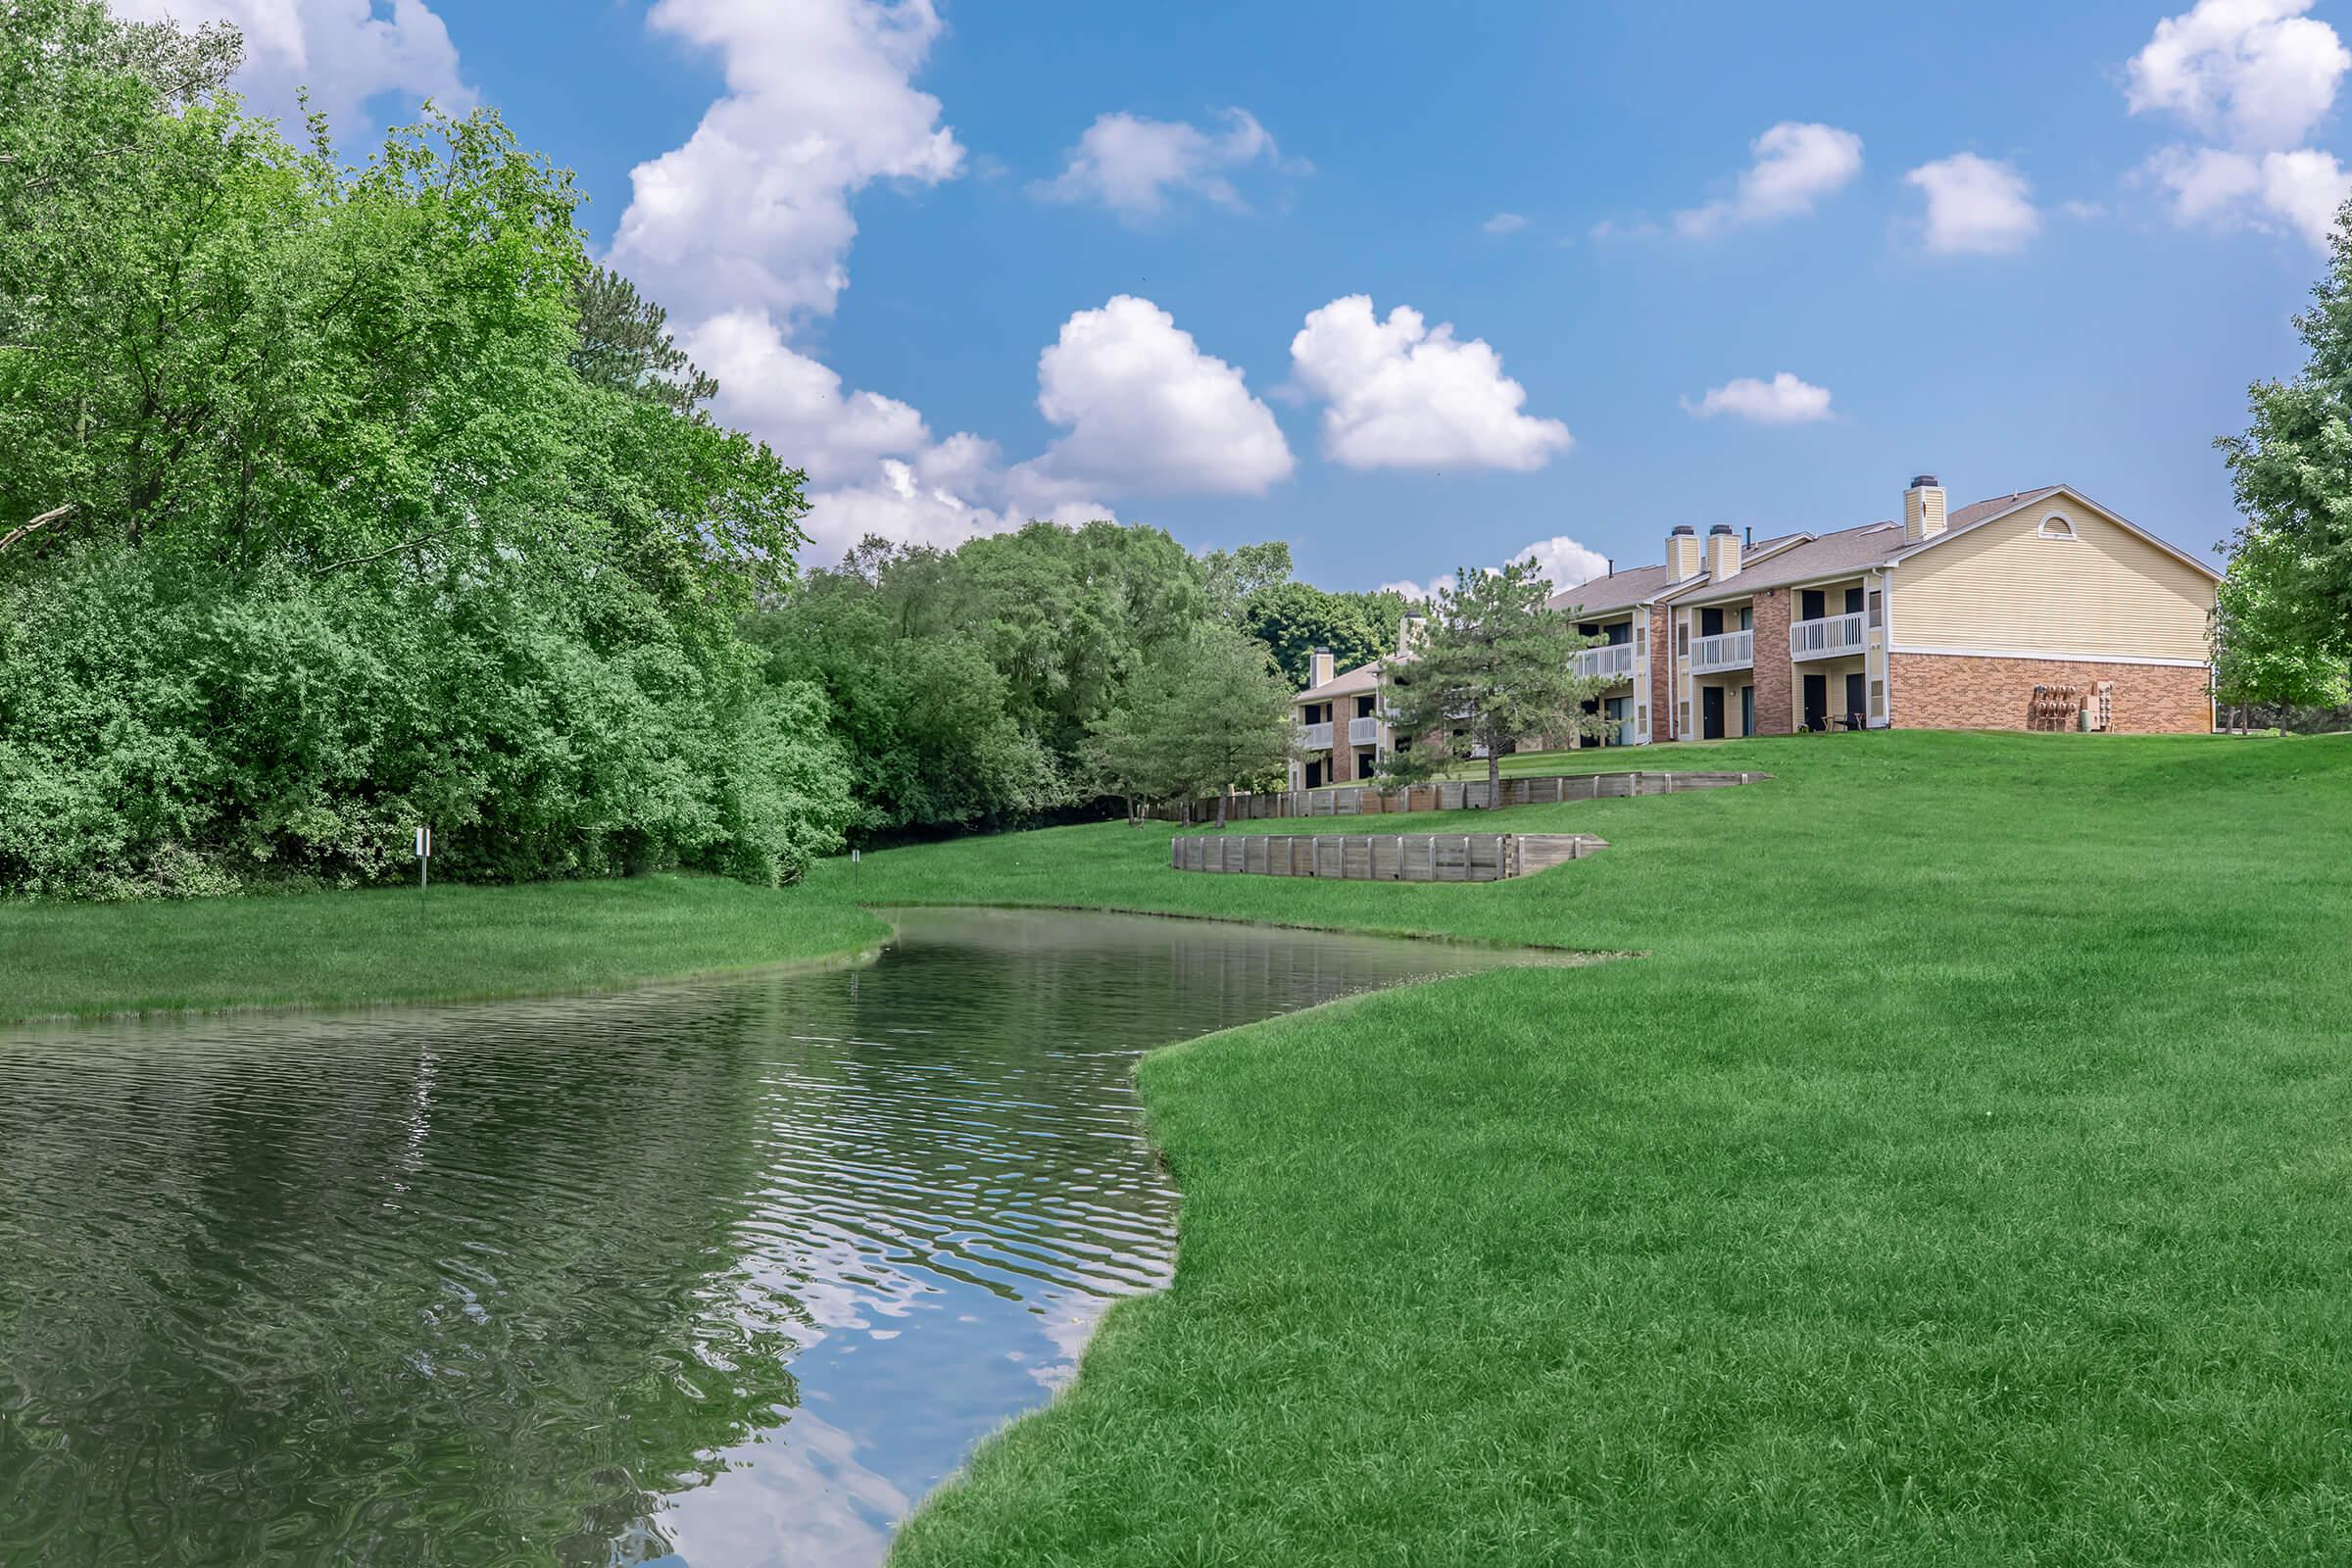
[[1666, 524, 1700, 580], [1397, 614, 1426, 656], [1904, 474, 1947, 543], [1704, 523, 1740, 582], [1309, 647, 1335, 688]]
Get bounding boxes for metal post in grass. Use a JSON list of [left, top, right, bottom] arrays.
[[414, 825, 432, 892]]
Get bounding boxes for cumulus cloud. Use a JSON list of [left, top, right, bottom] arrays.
[[1380, 536, 1609, 606], [1904, 154, 2040, 254], [1681, 372, 1835, 424], [608, 0, 964, 327], [1482, 212, 1530, 235], [2127, 0, 2349, 151], [2125, 1, 2352, 247], [1020, 296, 1294, 496], [1037, 109, 1293, 221], [113, 0, 469, 133], [1675, 122, 1863, 237], [1289, 295, 1571, 472]]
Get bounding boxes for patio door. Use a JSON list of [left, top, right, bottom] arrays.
[[1701, 686, 1726, 740], [1740, 685, 1753, 738], [1844, 672, 1866, 729], [1802, 673, 1829, 731]]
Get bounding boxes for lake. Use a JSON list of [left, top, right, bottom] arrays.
[[0, 906, 1549, 1566]]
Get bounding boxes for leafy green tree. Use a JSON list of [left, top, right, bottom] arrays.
[[2217, 202, 2352, 657], [2214, 529, 2352, 728], [1197, 539, 1293, 618], [0, 4, 851, 895], [1089, 626, 1297, 824], [1237, 580, 1419, 689], [1378, 559, 1605, 799]]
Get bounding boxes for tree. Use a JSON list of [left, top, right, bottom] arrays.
[[1377, 559, 1606, 799], [571, 264, 719, 414], [2217, 199, 2352, 657], [1237, 580, 1418, 688], [2214, 528, 2352, 728], [1089, 626, 1297, 825], [1197, 539, 1293, 618]]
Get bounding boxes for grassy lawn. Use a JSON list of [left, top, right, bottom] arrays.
[[11, 730, 2351, 1561], [843, 729, 2352, 1565], [0, 873, 890, 1022]]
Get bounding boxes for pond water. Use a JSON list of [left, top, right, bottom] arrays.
[[0, 906, 1551, 1567]]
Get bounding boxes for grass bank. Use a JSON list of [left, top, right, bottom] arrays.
[[844, 730, 2352, 1565], [11, 731, 2350, 1561], [0, 874, 890, 1022]]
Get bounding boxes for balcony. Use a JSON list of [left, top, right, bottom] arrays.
[[1573, 642, 1636, 682], [1690, 629, 1753, 674], [1789, 611, 1867, 662], [1348, 715, 1383, 745], [1298, 720, 1333, 750]]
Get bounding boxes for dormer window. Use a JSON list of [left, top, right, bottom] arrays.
[[2039, 514, 2077, 540]]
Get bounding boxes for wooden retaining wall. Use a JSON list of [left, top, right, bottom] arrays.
[[1171, 831, 1608, 883], [1147, 768, 1766, 824]]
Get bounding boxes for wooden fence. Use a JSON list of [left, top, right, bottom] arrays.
[[1145, 768, 1767, 824], [1170, 831, 1608, 883]]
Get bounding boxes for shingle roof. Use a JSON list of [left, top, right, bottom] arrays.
[[1298, 658, 1388, 703], [1546, 562, 1685, 616], [1665, 521, 1910, 604]]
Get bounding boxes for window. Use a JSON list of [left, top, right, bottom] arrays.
[[1676, 621, 1690, 656], [1867, 588, 1884, 629], [1870, 679, 1886, 717], [1635, 622, 1646, 655], [1843, 585, 1864, 615], [1678, 701, 1690, 735], [2039, 514, 2077, 540], [1739, 606, 1754, 632], [1637, 705, 1648, 735], [1356, 695, 1376, 717]]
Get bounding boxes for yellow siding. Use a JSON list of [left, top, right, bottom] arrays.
[[1891, 497, 2215, 662]]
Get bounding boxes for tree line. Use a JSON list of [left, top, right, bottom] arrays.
[[0, 4, 1426, 898]]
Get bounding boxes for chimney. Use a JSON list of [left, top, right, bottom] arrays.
[[1396, 615, 1426, 657], [1666, 524, 1700, 580], [1309, 646, 1335, 687], [1705, 522, 1740, 581], [1904, 474, 1946, 543]]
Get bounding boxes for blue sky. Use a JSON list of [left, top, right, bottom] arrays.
[[149, 0, 2352, 588]]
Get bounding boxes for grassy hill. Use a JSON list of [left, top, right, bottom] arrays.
[[9, 730, 2350, 1562]]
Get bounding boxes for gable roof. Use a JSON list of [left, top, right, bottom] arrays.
[[1887, 485, 2222, 581], [1664, 521, 1908, 606]]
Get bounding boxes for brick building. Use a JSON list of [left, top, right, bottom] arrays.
[[1287, 477, 2218, 784]]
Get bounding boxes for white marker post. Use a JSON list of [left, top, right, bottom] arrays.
[[415, 825, 432, 892]]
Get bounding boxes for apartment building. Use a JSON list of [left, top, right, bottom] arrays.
[[1290, 476, 2219, 781]]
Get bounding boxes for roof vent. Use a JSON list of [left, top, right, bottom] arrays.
[[1708, 523, 1734, 535], [1910, 473, 1939, 490]]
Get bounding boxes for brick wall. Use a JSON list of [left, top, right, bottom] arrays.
[[1648, 607, 1674, 740], [1750, 587, 1793, 735], [1889, 653, 2213, 734]]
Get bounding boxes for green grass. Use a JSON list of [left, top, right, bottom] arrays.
[[0, 873, 890, 1022], [846, 730, 2352, 1565], [12, 730, 2352, 1561]]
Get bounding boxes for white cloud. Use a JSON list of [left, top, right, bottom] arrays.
[[1904, 154, 2040, 254], [681, 311, 930, 485], [1483, 212, 1530, 235], [113, 0, 469, 133], [1020, 296, 1294, 496], [1675, 122, 1864, 237], [2146, 143, 2352, 244], [1038, 109, 1291, 221], [608, 0, 964, 327], [1379, 535, 1609, 606], [2127, 0, 2350, 152], [1289, 295, 1571, 472], [1681, 372, 1835, 424]]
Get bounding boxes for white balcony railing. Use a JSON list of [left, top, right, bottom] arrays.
[[1298, 720, 1333, 750], [1690, 629, 1753, 673], [1348, 715, 1382, 745], [1789, 611, 1867, 662], [1573, 642, 1636, 682]]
